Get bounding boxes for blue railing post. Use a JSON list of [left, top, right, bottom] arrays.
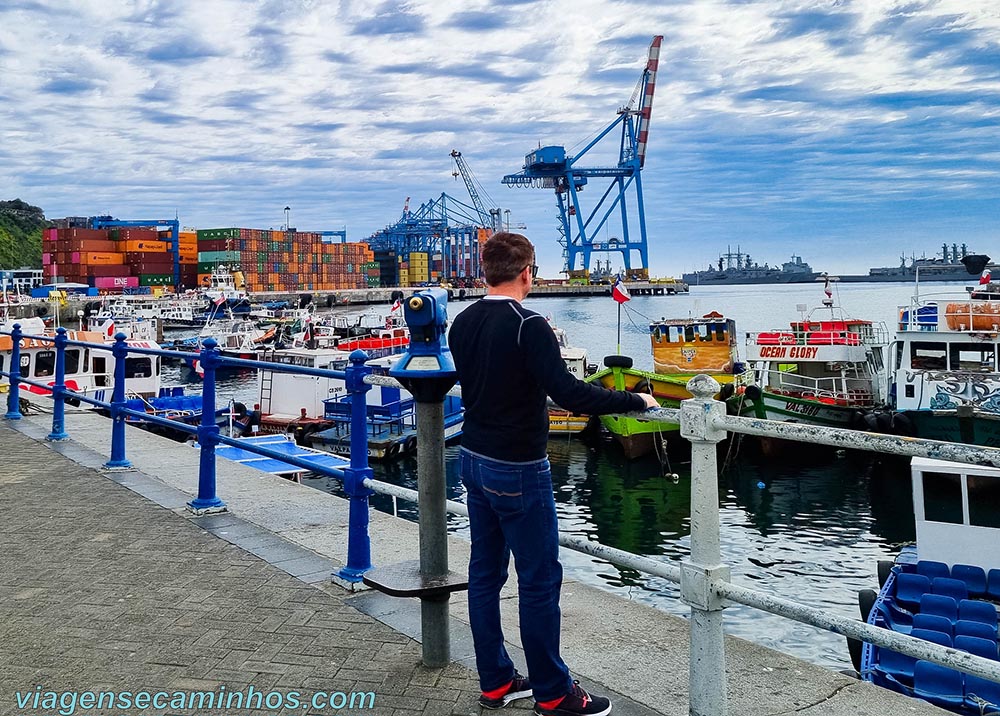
[[46, 327, 69, 441], [188, 337, 226, 513], [4, 323, 23, 420], [338, 349, 374, 582], [104, 333, 133, 469]]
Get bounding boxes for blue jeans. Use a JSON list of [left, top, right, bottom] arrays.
[[460, 448, 572, 702]]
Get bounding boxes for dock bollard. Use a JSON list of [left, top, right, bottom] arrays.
[[680, 375, 731, 716], [4, 323, 22, 421], [104, 333, 133, 470], [46, 327, 69, 441], [188, 337, 226, 514], [359, 287, 466, 669], [338, 349, 374, 583]]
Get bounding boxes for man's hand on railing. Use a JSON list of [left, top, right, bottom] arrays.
[[637, 393, 659, 410]]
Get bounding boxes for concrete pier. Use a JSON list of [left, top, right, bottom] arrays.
[[1, 411, 949, 715]]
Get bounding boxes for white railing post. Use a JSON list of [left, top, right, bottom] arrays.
[[680, 375, 730, 716]]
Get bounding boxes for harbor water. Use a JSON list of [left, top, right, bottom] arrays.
[[174, 280, 975, 672]]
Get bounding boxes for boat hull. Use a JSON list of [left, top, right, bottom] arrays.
[[588, 365, 751, 459], [902, 409, 1000, 448]]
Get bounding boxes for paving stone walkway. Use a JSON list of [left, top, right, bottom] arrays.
[[0, 422, 505, 716]]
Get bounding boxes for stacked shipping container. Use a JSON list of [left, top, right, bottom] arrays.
[[41, 227, 177, 291], [195, 228, 374, 292]]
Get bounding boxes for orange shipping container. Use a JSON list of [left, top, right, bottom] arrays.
[[77, 252, 124, 265], [124, 240, 168, 252]]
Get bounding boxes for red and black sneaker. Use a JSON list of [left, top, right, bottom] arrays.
[[533, 681, 611, 716], [480, 672, 533, 709]]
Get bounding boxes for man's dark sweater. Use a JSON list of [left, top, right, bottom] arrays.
[[449, 297, 648, 462]]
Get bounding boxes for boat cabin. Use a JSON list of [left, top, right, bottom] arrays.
[[649, 312, 738, 374], [911, 457, 1000, 572]]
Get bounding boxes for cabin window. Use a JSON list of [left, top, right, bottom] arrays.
[[948, 346, 996, 372], [922, 471, 964, 524], [684, 325, 695, 343], [715, 324, 727, 342], [64, 349, 81, 375], [34, 350, 55, 377], [910, 343, 947, 370], [697, 325, 710, 342], [967, 475, 1000, 528], [19, 354, 29, 378], [124, 358, 152, 379]]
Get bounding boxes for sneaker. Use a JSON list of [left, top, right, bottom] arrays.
[[533, 681, 611, 716], [480, 672, 533, 709]]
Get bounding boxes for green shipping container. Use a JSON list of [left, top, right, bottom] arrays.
[[197, 228, 239, 240], [139, 274, 173, 286], [198, 250, 241, 263]]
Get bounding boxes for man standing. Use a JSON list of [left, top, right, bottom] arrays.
[[449, 233, 657, 716]]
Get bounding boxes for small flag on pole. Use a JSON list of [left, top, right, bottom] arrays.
[[612, 277, 631, 304], [213, 294, 226, 307], [391, 298, 402, 312], [980, 269, 991, 285]]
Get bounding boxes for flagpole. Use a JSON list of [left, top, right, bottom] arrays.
[[617, 300, 622, 355]]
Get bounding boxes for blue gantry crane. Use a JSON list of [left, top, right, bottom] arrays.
[[91, 215, 181, 288], [502, 36, 662, 277], [366, 192, 486, 282]]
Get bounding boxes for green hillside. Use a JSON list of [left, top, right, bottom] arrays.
[[0, 199, 46, 270]]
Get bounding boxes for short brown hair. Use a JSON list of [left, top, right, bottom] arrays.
[[481, 232, 534, 286]]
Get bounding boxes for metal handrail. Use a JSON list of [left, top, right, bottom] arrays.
[[4, 323, 999, 715]]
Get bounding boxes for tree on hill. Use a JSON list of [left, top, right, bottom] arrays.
[[0, 199, 47, 269]]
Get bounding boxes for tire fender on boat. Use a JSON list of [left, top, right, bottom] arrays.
[[386, 442, 400, 458], [603, 354, 633, 369], [404, 436, 417, 454]]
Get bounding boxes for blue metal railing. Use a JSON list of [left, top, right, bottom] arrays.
[[0, 322, 374, 582]]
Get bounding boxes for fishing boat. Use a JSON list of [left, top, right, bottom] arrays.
[[889, 278, 1000, 446], [0, 316, 161, 403], [201, 264, 251, 313], [244, 346, 458, 460], [586, 311, 753, 459], [852, 457, 1000, 713], [549, 321, 597, 435], [744, 281, 889, 436]]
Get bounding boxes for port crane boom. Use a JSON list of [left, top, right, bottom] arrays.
[[502, 36, 662, 276]]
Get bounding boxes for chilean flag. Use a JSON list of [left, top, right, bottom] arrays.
[[611, 277, 631, 304], [981, 269, 992, 285]]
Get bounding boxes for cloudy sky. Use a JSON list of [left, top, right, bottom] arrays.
[[2, 0, 999, 277]]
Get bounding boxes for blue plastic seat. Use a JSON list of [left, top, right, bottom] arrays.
[[966, 673, 1000, 713], [956, 619, 998, 641], [914, 660, 965, 710], [917, 560, 951, 580], [933, 577, 970, 602], [913, 613, 953, 638], [955, 634, 998, 660], [878, 647, 917, 686], [921, 593, 959, 623], [896, 573, 932, 609], [988, 569, 1000, 602], [875, 599, 914, 631], [959, 599, 999, 628], [953, 564, 988, 598], [913, 627, 953, 648]]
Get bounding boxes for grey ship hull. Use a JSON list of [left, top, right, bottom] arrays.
[[681, 270, 821, 286]]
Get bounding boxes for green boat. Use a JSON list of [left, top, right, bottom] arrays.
[[587, 312, 753, 459]]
